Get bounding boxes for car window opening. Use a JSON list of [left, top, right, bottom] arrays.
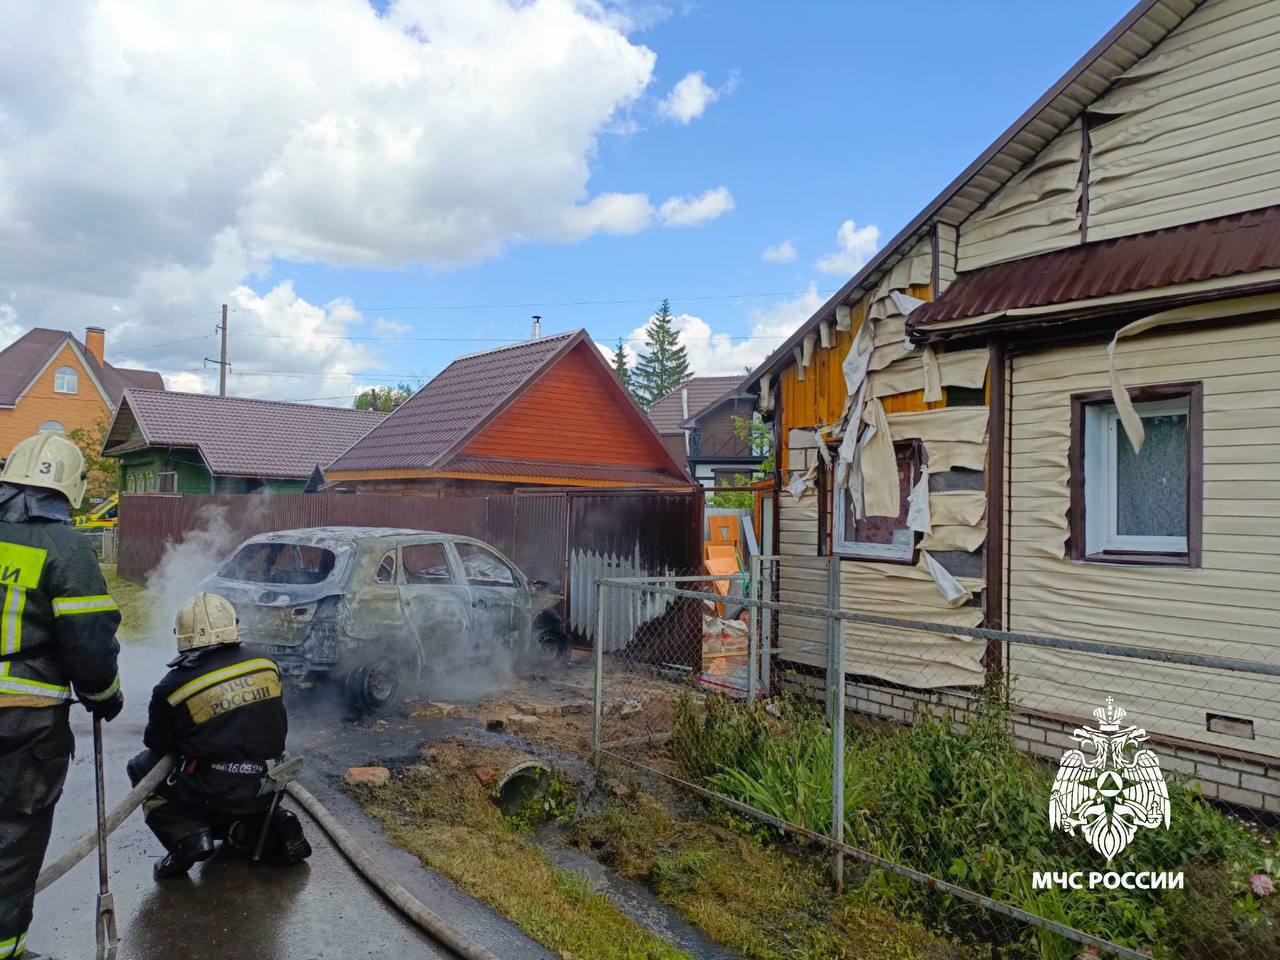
[[218, 542, 337, 585]]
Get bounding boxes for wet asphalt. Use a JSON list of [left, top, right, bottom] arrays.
[[29, 647, 554, 960]]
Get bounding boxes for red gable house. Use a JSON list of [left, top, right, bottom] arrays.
[[325, 330, 691, 494]]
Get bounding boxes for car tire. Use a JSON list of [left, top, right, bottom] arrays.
[[526, 608, 570, 669], [344, 658, 402, 713]]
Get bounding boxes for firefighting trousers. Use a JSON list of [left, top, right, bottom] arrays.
[[0, 706, 73, 958], [127, 749, 272, 852]]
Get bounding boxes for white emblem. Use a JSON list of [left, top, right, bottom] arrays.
[[1049, 698, 1170, 862]]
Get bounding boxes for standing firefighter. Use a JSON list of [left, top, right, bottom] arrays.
[[0, 432, 123, 960], [128, 592, 310, 879]]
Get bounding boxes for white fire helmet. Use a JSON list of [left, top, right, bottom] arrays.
[[0, 432, 88, 508], [175, 592, 240, 652]]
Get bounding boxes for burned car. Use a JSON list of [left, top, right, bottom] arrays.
[[201, 527, 565, 709]]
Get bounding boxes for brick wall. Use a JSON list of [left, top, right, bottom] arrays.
[[780, 668, 1280, 813], [0, 343, 112, 454]]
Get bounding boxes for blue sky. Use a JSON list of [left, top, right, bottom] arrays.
[[2, 1, 1136, 403]]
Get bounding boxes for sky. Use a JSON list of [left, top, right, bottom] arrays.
[[0, 0, 1137, 406]]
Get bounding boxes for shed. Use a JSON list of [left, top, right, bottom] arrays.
[[325, 330, 691, 494], [103, 389, 386, 494]]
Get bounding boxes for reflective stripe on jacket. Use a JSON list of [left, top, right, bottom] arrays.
[[0, 520, 121, 705]]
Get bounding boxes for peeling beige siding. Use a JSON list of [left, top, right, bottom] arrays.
[[935, 224, 958, 294], [1005, 315, 1280, 757], [956, 119, 1083, 272], [1087, 0, 1280, 240]]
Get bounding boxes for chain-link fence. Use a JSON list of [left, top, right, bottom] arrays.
[[591, 557, 1280, 960]]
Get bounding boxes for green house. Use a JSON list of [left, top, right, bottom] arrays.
[[103, 389, 386, 495]]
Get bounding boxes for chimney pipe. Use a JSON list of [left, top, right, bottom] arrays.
[[531, 315, 542, 340], [85, 326, 105, 365]]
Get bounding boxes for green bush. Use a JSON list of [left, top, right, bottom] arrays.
[[670, 686, 1277, 959]]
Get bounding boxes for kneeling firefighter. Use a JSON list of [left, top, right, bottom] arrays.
[[128, 592, 311, 879], [0, 432, 124, 960]]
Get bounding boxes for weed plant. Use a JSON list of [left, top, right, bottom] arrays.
[[670, 685, 1278, 959]]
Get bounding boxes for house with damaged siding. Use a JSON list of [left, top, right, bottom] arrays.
[[745, 0, 1280, 808], [325, 330, 691, 494]]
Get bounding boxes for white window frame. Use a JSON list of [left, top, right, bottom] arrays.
[[53, 366, 78, 394], [832, 444, 920, 562], [1083, 396, 1189, 556], [39, 420, 65, 436]]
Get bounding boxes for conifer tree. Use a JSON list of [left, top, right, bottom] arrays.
[[632, 299, 691, 408], [611, 338, 634, 395]]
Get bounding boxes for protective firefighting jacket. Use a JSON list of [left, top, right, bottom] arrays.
[[0, 496, 122, 707], [144, 642, 287, 766]]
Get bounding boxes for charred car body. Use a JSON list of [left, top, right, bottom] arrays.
[[201, 527, 565, 709]]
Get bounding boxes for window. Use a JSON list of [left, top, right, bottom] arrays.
[[402, 543, 454, 584], [155, 472, 177, 493], [454, 541, 517, 587], [39, 420, 65, 436], [217, 543, 337, 585], [374, 551, 397, 584], [53, 367, 78, 394], [832, 442, 922, 562], [1071, 383, 1202, 566]]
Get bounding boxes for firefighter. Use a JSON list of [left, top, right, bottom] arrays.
[[127, 592, 310, 880], [0, 432, 124, 960]]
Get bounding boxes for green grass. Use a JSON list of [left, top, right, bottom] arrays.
[[358, 747, 691, 960], [669, 686, 1280, 959], [102, 564, 151, 642], [571, 788, 955, 960]]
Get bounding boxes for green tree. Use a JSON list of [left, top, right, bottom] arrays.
[[354, 381, 418, 412], [610, 338, 634, 396], [631, 299, 690, 408], [66, 414, 115, 510]]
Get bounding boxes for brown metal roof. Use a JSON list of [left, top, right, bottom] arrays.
[[646, 376, 744, 434], [0, 327, 165, 407], [327, 331, 583, 473], [909, 206, 1280, 332], [742, 0, 1199, 391], [104, 389, 386, 479]]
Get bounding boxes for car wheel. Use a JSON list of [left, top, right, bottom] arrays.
[[527, 609, 570, 669], [345, 658, 402, 713]]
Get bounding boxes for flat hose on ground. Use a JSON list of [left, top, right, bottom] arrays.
[[35, 753, 178, 894], [286, 781, 500, 960]]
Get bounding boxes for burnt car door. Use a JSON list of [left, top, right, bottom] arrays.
[[450, 540, 532, 658], [398, 540, 474, 670], [341, 545, 416, 668]]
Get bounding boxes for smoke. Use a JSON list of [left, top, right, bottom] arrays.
[[140, 494, 274, 649]]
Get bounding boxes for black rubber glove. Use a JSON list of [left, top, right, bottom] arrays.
[[85, 690, 125, 722]]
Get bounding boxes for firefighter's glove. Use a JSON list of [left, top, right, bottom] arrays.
[[84, 690, 125, 722]]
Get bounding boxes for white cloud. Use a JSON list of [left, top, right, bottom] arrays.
[[373, 318, 412, 336], [659, 187, 735, 228], [616, 284, 822, 378], [816, 219, 881, 276], [0, 0, 732, 398], [659, 71, 717, 124], [761, 238, 797, 263]]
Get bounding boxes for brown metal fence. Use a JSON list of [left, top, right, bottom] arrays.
[[116, 489, 702, 639]]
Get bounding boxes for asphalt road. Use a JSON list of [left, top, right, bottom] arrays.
[[28, 646, 552, 960]]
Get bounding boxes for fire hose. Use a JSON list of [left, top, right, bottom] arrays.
[[34, 753, 500, 960]]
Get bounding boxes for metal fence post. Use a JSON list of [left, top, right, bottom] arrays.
[[761, 559, 772, 695], [592, 580, 606, 763], [747, 556, 760, 702], [827, 554, 844, 892]]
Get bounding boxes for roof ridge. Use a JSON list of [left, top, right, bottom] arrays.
[[447, 328, 579, 365], [124, 386, 385, 414]]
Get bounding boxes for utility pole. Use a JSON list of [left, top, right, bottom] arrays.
[[219, 304, 228, 397], [204, 304, 230, 396]]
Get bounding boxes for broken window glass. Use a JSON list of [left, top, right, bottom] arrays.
[[402, 543, 454, 584], [375, 551, 397, 583], [455, 542, 517, 587], [218, 543, 336, 585]]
